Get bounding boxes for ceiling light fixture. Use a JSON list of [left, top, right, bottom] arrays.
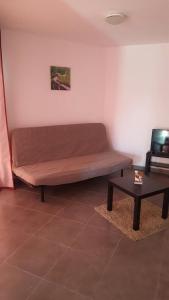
[[105, 12, 127, 25]]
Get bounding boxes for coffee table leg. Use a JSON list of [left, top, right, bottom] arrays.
[[162, 190, 169, 219], [133, 197, 141, 231], [107, 182, 113, 211]]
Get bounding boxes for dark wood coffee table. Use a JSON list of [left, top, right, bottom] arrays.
[[107, 174, 169, 230]]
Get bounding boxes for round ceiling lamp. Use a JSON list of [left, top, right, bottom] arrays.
[[105, 12, 127, 25]]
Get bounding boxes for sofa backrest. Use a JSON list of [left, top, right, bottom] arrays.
[[11, 123, 110, 167]]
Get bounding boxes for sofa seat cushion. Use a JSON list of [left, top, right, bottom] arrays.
[[13, 151, 132, 186]]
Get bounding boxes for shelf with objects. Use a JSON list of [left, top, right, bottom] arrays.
[[145, 129, 169, 175]]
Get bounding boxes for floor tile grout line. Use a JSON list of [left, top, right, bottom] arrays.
[[153, 233, 166, 300], [42, 210, 96, 280], [26, 276, 93, 300], [153, 266, 162, 300], [104, 236, 123, 272], [0, 200, 97, 226], [0, 201, 66, 217], [0, 201, 59, 217], [24, 213, 57, 236], [3, 243, 72, 299], [6, 242, 67, 279], [1, 235, 34, 265], [2, 211, 93, 269], [0, 204, 98, 229], [5, 240, 71, 280], [46, 255, 95, 299], [69, 209, 97, 246], [1, 193, 102, 214], [25, 280, 43, 300], [39, 208, 115, 298], [31, 223, 85, 241], [32, 214, 88, 235], [29, 213, 61, 236], [4, 231, 119, 300], [5, 261, 43, 280], [5, 262, 45, 300], [61, 198, 105, 209], [3, 220, 87, 282], [1, 214, 55, 265], [43, 236, 122, 300], [92, 236, 123, 296], [1, 177, 167, 299], [56, 216, 93, 226]]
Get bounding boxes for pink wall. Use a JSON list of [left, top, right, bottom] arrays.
[[104, 46, 120, 143], [104, 43, 169, 166], [2, 29, 106, 129], [2, 30, 169, 167]]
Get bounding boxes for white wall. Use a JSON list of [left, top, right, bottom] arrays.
[[2, 30, 106, 129], [2, 30, 169, 167], [104, 43, 169, 166]]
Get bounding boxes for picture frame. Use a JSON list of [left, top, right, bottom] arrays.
[[50, 66, 71, 90]]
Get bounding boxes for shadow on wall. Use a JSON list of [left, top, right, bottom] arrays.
[[114, 150, 141, 168], [104, 46, 122, 151]]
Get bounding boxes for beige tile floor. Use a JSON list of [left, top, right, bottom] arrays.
[[0, 173, 168, 300]]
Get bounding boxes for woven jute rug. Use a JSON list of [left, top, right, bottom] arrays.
[[95, 198, 169, 241]]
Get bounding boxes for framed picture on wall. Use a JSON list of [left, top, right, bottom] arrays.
[[50, 66, 71, 90]]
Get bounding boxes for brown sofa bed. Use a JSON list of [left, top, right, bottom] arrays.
[[11, 123, 132, 201]]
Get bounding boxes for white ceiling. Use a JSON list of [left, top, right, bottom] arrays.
[[0, 0, 169, 46]]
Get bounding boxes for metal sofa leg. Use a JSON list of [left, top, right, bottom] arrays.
[[41, 186, 45, 202], [145, 151, 152, 175]]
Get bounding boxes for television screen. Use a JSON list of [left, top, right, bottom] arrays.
[[151, 129, 169, 157]]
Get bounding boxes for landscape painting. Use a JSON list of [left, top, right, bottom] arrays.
[[50, 66, 71, 90]]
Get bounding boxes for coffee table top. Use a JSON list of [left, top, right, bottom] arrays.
[[109, 173, 169, 198]]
